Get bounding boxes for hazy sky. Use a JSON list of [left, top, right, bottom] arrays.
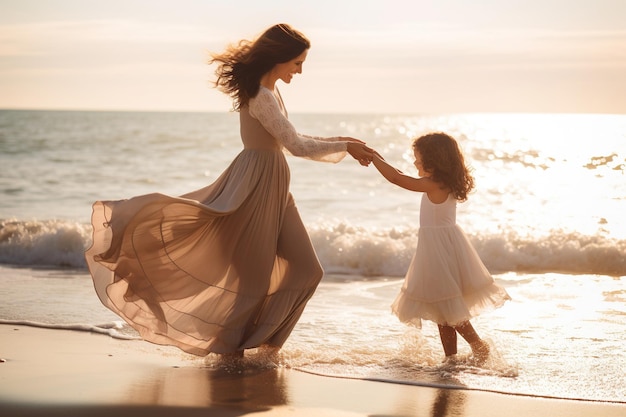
[[1, 0, 625, 114]]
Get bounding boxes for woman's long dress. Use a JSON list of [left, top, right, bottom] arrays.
[[85, 86, 348, 356], [391, 194, 511, 328]]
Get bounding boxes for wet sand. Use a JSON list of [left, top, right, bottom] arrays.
[[0, 325, 624, 416]]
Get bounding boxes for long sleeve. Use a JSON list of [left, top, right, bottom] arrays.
[[249, 87, 348, 163]]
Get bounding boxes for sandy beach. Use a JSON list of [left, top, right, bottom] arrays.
[[0, 325, 623, 417]]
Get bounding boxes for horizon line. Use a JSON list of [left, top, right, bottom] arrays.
[[2, 107, 625, 117]]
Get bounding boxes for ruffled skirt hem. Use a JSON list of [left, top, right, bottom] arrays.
[[391, 282, 511, 328]]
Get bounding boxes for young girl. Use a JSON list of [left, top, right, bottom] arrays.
[[372, 132, 510, 364]]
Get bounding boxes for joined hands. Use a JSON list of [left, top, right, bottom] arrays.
[[346, 141, 375, 166]]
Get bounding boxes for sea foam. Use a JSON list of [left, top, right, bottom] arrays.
[[1, 218, 624, 277]]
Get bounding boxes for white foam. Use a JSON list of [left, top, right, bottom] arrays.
[[0, 219, 90, 268], [1, 218, 624, 276], [0, 319, 139, 340]]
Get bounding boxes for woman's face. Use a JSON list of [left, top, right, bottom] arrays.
[[274, 49, 308, 84]]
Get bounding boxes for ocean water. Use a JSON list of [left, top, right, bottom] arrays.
[[0, 109, 624, 403]]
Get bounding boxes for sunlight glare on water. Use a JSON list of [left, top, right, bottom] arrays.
[[271, 272, 626, 402]]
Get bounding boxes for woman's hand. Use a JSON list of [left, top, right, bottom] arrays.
[[347, 142, 374, 166], [339, 136, 367, 144]]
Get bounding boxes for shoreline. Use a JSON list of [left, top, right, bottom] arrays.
[[1, 325, 624, 416]]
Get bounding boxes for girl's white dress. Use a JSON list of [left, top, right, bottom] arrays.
[[391, 193, 510, 327]]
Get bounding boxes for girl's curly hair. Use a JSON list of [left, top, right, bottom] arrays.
[[413, 132, 474, 201]]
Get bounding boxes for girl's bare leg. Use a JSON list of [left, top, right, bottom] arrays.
[[454, 321, 490, 364], [438, 324, 458, 357]]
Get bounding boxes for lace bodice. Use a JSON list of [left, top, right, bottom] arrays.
[[246, 86, 348, 163]]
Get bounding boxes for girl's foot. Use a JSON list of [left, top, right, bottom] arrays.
[[470, 340, 490, 365], [442, 354, 461, 365]]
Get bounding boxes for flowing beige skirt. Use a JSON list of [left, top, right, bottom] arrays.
[[85, 149, 323, 356]]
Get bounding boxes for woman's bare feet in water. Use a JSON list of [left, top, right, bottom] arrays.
[[470, 339, 490, 365], [220, 350, 244, 360], [258, 344, 280, 364]]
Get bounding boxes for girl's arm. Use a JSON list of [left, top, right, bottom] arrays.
[[372, 153, 437, 193]]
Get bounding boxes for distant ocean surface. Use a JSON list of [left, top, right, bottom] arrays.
[[0, 109, 625, 403]]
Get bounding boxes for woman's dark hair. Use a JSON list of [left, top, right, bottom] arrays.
[[210, 23, 310, 110], [413, 132, 474, 201]]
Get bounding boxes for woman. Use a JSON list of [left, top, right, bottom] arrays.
[[85, 23, 373, 357]]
